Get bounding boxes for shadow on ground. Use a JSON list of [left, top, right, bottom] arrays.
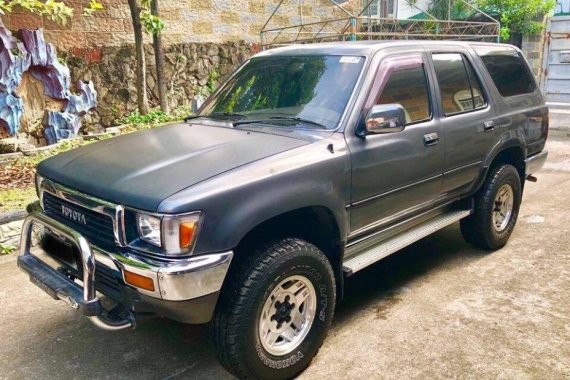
[[336, 225, 487, 324]]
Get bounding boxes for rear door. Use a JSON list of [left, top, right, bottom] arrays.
[[426, 49, 497, 196]]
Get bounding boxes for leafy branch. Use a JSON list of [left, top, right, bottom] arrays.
[[140, 0, 164, 34], [475, 0, 556, 40], [0, 0, 103, 24]]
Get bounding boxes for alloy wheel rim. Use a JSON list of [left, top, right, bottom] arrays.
[[492, 184, 514, 232], [258, 275, 317, 356]]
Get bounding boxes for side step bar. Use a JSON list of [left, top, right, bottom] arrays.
[[343, 209, 471, 276]]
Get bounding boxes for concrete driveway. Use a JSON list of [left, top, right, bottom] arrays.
[[0, 138, 568, 380]]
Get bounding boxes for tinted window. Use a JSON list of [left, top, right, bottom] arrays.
[[432, 53, 486, 115], [464, 58, 486, 109], [376, 66, 430, 123], [474, 46, 535, 97]]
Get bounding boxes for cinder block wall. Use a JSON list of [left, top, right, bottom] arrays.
[[0, 0, 355, 50], [521, 33, 546, 79]]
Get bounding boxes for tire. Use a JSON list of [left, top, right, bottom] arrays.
[[211, 238, 336, 380], [461, 164, 522, 250]]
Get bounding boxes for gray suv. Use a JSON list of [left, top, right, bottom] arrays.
[[19, 41, 548, 379]]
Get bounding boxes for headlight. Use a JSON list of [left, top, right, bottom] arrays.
[[136, 212, 202, 256], [137, 214, 161, 246]]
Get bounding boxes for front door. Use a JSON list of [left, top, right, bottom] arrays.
[[347, 53, 444, 235]]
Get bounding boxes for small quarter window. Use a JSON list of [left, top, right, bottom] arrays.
[[473, 46, 536, 97], [432, 53, 486, 116], [376, 66, 431, 124]]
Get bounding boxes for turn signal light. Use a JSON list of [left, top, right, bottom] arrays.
[[179, 221, 197, 249], [123, 270, 155, 292]]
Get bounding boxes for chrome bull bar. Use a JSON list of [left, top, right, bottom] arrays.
[[18, 212, 135, 331]]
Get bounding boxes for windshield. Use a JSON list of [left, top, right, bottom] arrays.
[[199, 55, 365, 129]]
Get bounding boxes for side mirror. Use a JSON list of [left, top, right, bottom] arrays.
[[363, 104, 406, 135]]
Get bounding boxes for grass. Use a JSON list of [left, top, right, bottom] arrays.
[[0, 188, 37, 212]]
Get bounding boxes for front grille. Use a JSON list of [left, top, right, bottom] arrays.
[[43, 192, 116, 250]]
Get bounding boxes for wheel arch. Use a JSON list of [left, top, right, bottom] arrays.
[[474, 141, 526, 194], [232, 205, 346, 301]]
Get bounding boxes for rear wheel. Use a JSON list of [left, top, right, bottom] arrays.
[[461, 164, 522, 250], [212, 238, 335, 380]]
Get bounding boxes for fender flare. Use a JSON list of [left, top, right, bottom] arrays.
[[472, 134, 527, 195]]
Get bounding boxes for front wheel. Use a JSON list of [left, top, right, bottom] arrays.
[[461, 164, 522, 250], [211, 238, 336, 380]]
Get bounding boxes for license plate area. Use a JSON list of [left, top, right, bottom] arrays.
[[39, 231, 82, 275]]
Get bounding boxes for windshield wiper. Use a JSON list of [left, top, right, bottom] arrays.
[[233, 116, 327, 129], [268, 116, 327, 129], [208, 112, 247, 118], [184, 112, 246, 123]]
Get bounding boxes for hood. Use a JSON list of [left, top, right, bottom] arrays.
[[38, 123, 309, 211]]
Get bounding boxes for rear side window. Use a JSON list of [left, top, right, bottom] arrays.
[[432, 53, 486, 116], [474, 46, 536, 97], [376, 66, 431, 123]]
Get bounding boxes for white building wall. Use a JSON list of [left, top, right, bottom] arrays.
[[395, 0, 431, 19]]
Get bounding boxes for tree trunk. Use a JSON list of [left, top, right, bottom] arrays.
[[127, 0, 149, 115], [151, 0, 169, 113]]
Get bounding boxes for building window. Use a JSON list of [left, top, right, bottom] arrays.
[[363, 0, 395, 18]]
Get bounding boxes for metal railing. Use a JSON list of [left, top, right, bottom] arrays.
[[260, 0, 500, 49]]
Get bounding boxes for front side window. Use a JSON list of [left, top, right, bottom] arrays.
[[199, 55, 365, 129], [432, 53, 486, 116], [473, 46, 536, 97], [376, 66, 431, 124]]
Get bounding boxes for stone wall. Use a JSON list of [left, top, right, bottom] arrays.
[[0, 219, 22, 249], [1, 0, 355, 50], [65, 41, 255, 128]]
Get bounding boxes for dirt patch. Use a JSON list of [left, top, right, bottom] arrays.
[[0, 162, 35, 191]]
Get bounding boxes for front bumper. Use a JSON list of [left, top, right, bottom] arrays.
[[18, 212, 233, 330]]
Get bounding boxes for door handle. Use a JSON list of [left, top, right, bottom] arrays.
[[483, 120, 495, 132], [423, 132, 439, 146]]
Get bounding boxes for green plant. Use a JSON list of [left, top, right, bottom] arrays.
[[207, 69, 221, 94], [426, 0, 470, 20], [140, 0, 164, 34], [117, 109, 177, 126], [475, 0, 556, 40], [0, 243, 16, 255], [0, 0, 103, 24]]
